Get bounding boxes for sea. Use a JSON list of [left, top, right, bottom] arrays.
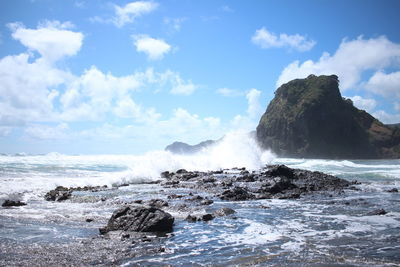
[[1, 132, 399, 266]]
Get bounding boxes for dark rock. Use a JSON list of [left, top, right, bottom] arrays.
[[267, 179, 297, 194], [202, 214, 214, 221], [86, 218, 93, 223], [213, 207, 235, 217], [44, 188, 72, 201], [100, 206, 174, 234], [256, 74, 400, 159], [266, 165, 294, 178], [387, 188, 398, 193], [220, 187, 255, 201], [366, 209, 388, 216], [185, 215, 198, 222], [202, 177, 216, 183], [147, 199, 168, 208], [161, 171, 173, 179], [168, 194, 184, 199], [2, 200, 27, 207], [176, 169, 187, 174]]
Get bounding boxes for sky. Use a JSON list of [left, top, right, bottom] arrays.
[[0, 0, 399, 154]]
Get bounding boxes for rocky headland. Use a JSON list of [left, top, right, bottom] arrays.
[[256, 74, 400, 159]]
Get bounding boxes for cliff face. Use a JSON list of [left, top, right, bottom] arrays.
[[256, 74, 400, 159]]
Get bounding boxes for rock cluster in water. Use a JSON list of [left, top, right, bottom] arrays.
[[44, 185, 108, 201], [161, 164, 351, 201], [256, 74, 400, 159]]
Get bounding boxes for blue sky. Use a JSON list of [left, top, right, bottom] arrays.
[[0, 0, 399, 154]]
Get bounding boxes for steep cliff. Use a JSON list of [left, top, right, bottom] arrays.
[[256, 74, 400, 159]]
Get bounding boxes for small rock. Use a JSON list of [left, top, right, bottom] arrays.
[[86, 218, 93, 223], [185, 215, 198, 222], [202, 214, 215, 221], [147, 199, 168, 208], [2, 200, 27, 207], [387, 188, 398, 193], [213, 207, 235, 217], [366, 209, 387, 216], [176, 169, 187, 174]]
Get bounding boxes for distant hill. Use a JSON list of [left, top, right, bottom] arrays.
[[165, 140, 216, 154], [256, 74, 400, 159]]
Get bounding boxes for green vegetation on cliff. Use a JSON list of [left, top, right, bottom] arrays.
[[256, 75, 400, 159]]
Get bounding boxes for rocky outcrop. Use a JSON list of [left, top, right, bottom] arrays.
[[256, 74, 400, 159], [44, 185, 108, 202], [2, 200, 27, 207], [99, 206, 174, 234], [161, 165, 352, 200], [165, 140, 216, 154]]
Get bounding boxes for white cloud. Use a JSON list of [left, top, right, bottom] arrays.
[[372, 110, 400, 124], [216, 88, 243, 97], [170, 79, 196, 95], [113, 1, 158, 27], [246, 89, 262, 119], [8, 21, 83, 62], [277, 36, 400, 90], [252, 27, 315, 52], [0, 53, 72, 125], [230, 89, 263, 131], [365, 71, 400, 98], [133, 35, 171, 60], [25, 123, 70, 140], [348, 95, 377, 113], [113, 97, 161, 122]]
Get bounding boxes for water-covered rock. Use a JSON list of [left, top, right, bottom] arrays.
[[366, 209, 388, 216], [220, 187, 255, 201], [2, 200, 27, 207], [44, 186, 72, 201], [99, 205, 174, 234], [213, 207, 235, 217]]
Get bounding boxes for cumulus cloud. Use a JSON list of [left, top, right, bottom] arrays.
[[8, 21, 83, 62], [372, 110, 400, 124], [113, 1, 158, 27], [133, 35, 171, 60], [25, 123, 70, 140], [365, 71, 400, 98], [348, 95, 377, 113], [277, 36, 400, 90], [252, 27, 315, 52], [230, 89, 263, 131]]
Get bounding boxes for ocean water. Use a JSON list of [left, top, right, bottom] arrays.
[[1, 132, 399, 266]]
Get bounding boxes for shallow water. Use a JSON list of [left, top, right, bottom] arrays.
[[1, 139, 400, 266]]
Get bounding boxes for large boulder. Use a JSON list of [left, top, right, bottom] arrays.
[[100, 206, 174, 234], [256, 74, 400, 159]]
